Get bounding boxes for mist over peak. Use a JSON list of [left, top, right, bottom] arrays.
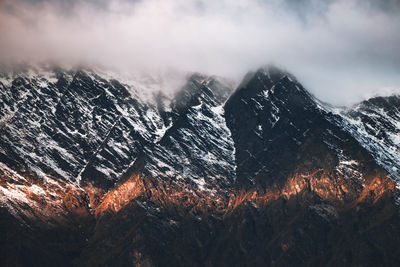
[[1, 0, 400, 105]]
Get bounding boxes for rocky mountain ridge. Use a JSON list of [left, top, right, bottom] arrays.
[[1, 65, 400, 266]]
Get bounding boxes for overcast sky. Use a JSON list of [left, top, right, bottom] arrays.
[[1, 0, 399, 105]]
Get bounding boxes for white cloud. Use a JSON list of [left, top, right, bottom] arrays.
[[1, 0, 399, 105]]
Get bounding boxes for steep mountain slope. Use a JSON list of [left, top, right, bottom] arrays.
[[221, 67, 400, 266], [140, 74, 236, 192], [1, 65, 400, 267], [0, 65, 177, 265], [0, 66, 170, 186], [327, 95, 400, 183], [224, 66, 387, 192]]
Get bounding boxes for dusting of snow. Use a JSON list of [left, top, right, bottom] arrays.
[[144, 101, 236, 192], [324, 100, 400, 184], [323, 133, 363, 184]]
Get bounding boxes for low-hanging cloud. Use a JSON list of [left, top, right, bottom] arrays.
[[1, 0, 400, 105]]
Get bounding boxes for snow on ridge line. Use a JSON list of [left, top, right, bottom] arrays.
[[321, 99, 400, 184]]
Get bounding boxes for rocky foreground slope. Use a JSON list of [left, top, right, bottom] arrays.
[[1, 65, 400, 266]]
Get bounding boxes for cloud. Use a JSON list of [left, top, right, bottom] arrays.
[[1, 0, 400, 105]]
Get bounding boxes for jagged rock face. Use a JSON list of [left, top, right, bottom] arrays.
[[0, 67, 171, 188], [1, 65, 400, 267], [224, 67, 383, 194], [140, 74, 236, 192], [328, 95, 400, 182], [225, 67, 325, 186]]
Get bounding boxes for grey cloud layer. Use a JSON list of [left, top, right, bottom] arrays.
[[1, 0, 399, 105]]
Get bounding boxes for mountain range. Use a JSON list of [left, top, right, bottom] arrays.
[[1, 64, 400, 266]]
